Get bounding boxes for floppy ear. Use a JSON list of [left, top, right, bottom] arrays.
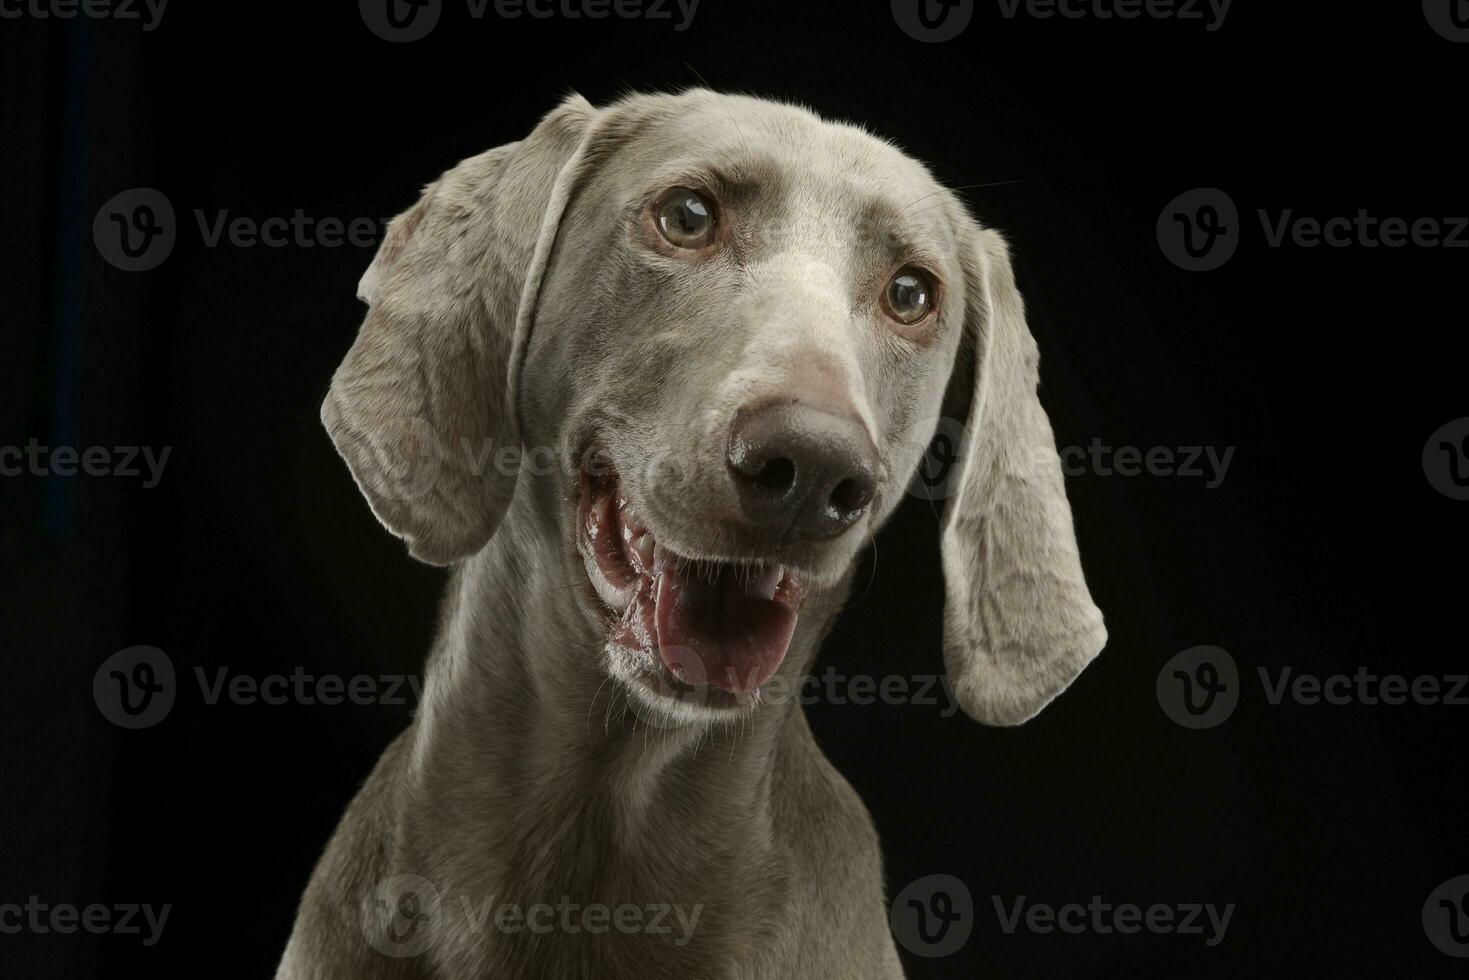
[[322, 94, 598, 565], [940, 226, 1106, 725]]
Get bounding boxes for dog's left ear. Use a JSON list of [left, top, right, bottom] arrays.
[[940, 225, 1106, 725]]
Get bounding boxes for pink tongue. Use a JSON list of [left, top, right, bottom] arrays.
[[653, 562, 797, 694]]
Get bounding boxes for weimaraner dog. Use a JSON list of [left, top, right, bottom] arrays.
[[276, 89, 1105, 979]]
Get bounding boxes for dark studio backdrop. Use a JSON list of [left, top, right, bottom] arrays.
[[2, 1, 1467, 977]]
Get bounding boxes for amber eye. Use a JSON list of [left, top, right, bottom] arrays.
[[653, 187, 716, 249], [883, 268, 935, 325]]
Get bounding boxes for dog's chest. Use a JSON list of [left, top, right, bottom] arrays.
[[426, 807, 792, 980]]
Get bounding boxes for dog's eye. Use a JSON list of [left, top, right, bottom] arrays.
[[653, 188, 716, 249], [883, 268, 935, 325]]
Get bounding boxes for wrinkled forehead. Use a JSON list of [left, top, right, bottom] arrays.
[[608, 95, 963, 268]]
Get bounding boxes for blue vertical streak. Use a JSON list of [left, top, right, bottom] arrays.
[[45, 20, 92, 538]]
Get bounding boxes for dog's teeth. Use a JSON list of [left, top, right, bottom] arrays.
[[631, 532, 655, 570], [747, 564, 783, 600]]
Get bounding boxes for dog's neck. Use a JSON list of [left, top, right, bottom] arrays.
[[399, 491, 840, 882]]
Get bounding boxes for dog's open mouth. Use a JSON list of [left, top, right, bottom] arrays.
[[576, 459, 804, 699]]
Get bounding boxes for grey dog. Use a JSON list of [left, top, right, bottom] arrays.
[[275, 88, 1106, 979]]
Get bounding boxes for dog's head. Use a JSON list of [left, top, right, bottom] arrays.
[[323, 90, 1105, 727]]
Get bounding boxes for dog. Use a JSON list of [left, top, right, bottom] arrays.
[[275, 88, 1105, 979]]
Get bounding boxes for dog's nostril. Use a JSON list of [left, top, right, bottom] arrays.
[[752, 457, 796, 493], [829, 476, 872, 515]]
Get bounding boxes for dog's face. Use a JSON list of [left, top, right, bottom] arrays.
[[324, 90, 1106, 728], [520, 96, 964, 713]]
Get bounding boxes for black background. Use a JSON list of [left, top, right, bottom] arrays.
[[3, 1, 1466, 977]]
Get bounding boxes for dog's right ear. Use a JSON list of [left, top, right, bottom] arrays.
[[322, 95, 598, 565]]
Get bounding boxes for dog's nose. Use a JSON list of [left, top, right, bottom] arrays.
[[726, 402, 878, 540]]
